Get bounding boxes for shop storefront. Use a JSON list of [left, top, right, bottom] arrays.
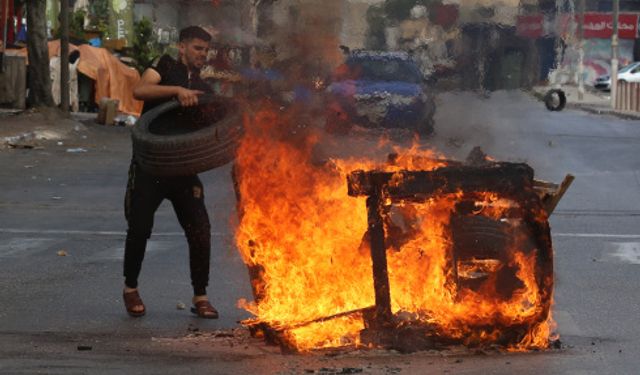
[[517, 12, 639, 85]]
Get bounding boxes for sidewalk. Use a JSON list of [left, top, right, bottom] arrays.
[[0, 108, 91, 149], [532, 85, 640, 120]]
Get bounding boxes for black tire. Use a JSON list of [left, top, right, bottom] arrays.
[[544, 89, 566, 111], [131, 95, 243, 177]]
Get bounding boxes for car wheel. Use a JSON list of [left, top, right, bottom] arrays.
[[131, 95, 243, 177]]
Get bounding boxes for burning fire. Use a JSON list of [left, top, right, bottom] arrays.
[[233, 101, 554, 352]]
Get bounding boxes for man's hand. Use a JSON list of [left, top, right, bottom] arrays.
[[177, 88, 204, 107]]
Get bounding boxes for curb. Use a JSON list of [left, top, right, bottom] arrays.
[[529, 90, 640, 121], [568, 103, 640, 121]]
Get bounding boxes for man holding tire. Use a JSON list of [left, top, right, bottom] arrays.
[[122, 26, 218, 319]]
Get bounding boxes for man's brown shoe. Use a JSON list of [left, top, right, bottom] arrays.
[[190, 300, 219, 319], [123, 290, 146, 317]]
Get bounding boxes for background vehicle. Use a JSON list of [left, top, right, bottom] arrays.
[[326, 51, 436, 136], [594, 62, 640, 91]]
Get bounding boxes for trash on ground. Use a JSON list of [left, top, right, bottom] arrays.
[[57, 250, 68, 257], [177, 302, 186, 310], [114, 114, 138, 127]]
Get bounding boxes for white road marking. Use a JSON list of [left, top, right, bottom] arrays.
[[90, 240, 177, 261], [1, 228, 638, 240], [601, 242, 640, 265], [0, 228, 638, 239], [0, 228, 227, 237], [0, 238, 56, 257], [554, 233, 640, 239]]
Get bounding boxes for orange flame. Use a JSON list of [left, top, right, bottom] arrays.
[[234, 102, 554, 351]]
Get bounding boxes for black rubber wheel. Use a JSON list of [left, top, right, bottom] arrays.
[[131, 95, 243, 177], [544, 89, 566, 111]]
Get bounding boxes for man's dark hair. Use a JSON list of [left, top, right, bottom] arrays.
[[179, 26, 212, 43]]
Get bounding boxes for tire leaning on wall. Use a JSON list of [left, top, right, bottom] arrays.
[[131, 95, 243, 177]]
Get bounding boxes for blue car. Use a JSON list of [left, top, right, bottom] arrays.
[[326, 51, 435, 135]]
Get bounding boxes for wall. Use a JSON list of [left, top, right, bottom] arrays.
[[553, 38, 635, 85]]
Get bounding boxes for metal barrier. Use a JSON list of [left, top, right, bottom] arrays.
[[615, 81, 640, 112]]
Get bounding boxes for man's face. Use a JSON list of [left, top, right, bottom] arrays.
[[179, 38, 209, 70]]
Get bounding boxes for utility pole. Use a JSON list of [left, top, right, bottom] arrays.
[[610, 0, 619, 109], [60, 0, 70, 114], [577, 0, 585, 100]]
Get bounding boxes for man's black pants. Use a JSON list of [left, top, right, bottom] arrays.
[[123, 162, 211, 296]]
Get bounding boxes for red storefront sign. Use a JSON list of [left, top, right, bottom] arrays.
[[517, 15, 544, 38], [518, 13, 639, 39], [583, 13, 638, 39]]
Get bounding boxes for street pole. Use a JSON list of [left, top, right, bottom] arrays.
[[610, 0, 619, 109], [60, 0, 70, 114], [577, 0, 585, 100]]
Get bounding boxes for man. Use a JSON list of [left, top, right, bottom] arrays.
[[122, 26, 218, 319]]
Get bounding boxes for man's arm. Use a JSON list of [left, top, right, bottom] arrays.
[[133, 68, 204, 107]]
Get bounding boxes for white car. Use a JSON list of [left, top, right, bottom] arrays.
[[594, 62, 640, 91]]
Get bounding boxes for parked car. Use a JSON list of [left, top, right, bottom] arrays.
[[594, 61, 640, 91], [325, 51, 436, 136]]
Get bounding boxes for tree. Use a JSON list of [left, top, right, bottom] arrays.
[[132, 17, 160, 73], [26, 0, 54, 107]]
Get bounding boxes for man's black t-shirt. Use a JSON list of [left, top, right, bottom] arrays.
[[142, 54, 214, 134]]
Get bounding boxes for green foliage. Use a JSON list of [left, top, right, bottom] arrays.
[[69, 9, 86, 39], [87, 0, 110, 38], [53, 9, 86, 40], [131, 17, 161, 73]]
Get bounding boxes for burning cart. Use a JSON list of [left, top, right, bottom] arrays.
[[233, 106, 573, 353]]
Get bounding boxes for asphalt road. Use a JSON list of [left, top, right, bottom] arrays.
[[1, 91, 639, 374]]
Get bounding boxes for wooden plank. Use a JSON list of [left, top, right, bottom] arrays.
[[625, 82, 630, 111], [0, 56, 26, 109], [366, 192, 393, 328], [543, 174, 575, 215], [96, 98, 119, 125], [616, 82, 622, 110], [14, 56, 26, 109], [348, 163, 534, 199]]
